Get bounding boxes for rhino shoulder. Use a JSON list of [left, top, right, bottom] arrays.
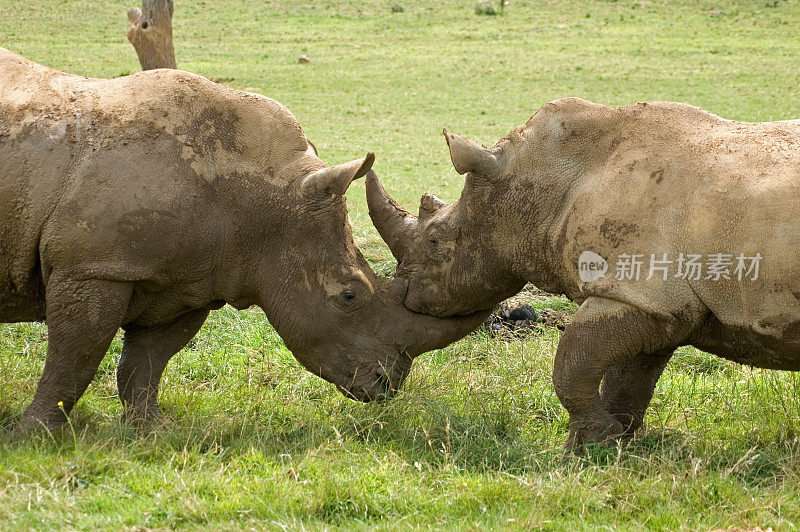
[[519, 98, 620, 161], [526, 97, 614, 136], [87, 69, 310, 173], [617, 100, 729, 128]]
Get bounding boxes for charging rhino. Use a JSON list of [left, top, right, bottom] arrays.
[[367, 97, 800, 448], [0, 49, 486, 433]]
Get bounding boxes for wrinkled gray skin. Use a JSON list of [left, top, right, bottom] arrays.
[[0, 49, 486, 434], [368, 97, 800, 448]]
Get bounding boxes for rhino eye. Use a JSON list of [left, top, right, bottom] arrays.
[[429, 238, 438, 248], [341, 290, 356, 301]]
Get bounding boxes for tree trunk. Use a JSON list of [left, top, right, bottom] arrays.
[[126, 0, 177, 70]]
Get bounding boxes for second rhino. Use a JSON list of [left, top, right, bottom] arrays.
[[368, 97, 800, 448]]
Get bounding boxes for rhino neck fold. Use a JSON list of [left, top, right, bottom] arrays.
[[474, 169, 583, 298], [455, 176, 558, 296], [208, 178, 289, 312], [530, 185, 584, 296]]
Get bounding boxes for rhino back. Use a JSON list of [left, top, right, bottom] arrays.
[[0, 48, 315, 322], [540, 100, 800, 350]]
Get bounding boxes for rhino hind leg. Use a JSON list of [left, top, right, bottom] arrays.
[[553, 297, 687, 450], [15, 277, 134, 435], [117, 307, 209, 423], [600, 348, 674, 435]]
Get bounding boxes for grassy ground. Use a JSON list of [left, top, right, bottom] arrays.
[[2, 0, 800, 529]]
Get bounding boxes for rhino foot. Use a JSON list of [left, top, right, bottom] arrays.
[[13, 409, 68, 439], [600, 348, 676, 436], [117, 308, 210, 428], [553, 297, 695, 452], [16, 277, 134, 438], [565, 416, 626, 450]]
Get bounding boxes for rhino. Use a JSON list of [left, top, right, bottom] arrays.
[[0, 48, 485, 433], [367, 97, 800, 448]]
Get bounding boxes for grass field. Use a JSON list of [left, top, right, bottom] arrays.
[[2, 0, 800, 529]]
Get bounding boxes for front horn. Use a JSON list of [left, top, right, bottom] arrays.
[[365, 170, 419, 262]]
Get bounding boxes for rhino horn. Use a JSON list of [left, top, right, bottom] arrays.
[[443, 128, 502, 178], [366, 170, 419, 262], [418, 193, 446, 222], [301, 152, 375, 198]]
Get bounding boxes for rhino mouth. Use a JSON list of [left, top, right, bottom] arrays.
[[336, 356, 410, 403]]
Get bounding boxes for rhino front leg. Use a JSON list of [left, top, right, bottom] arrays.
[[553, 297, 684, 449], [117, 307, 210, 423], [600, 348, 674, 435], [16, 277, 133, 435]]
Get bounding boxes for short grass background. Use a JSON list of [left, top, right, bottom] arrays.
[[2, 0, 800, 529]]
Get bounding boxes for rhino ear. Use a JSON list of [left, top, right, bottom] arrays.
[[443, 129, 502, 179], [301, 152, 375, 198], [418, 193, 446, 222]]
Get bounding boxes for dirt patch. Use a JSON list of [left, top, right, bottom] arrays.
[[479, 286, 572, 340]]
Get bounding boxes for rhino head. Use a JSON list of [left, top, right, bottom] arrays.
[[366, 130, 529, 318], [252, 151, 488, 402]]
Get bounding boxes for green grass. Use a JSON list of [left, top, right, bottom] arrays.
[[3, 0, 800, 529]]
